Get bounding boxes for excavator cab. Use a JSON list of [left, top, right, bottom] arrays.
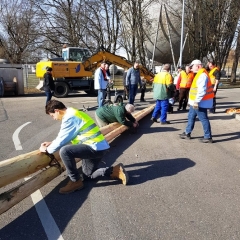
[[62, 47, 92, 62]]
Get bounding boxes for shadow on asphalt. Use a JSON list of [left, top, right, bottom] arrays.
[[123, 158, 195, 185], [0, 113, 194, 240], [212, 131, 240, 143]]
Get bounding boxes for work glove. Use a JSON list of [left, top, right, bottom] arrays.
[[193, 102, 199, 109]]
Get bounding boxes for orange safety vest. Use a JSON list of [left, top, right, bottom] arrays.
[[209, 67, 219, 85], [179, 70, 194, 88], [189, 68, 214, 101]]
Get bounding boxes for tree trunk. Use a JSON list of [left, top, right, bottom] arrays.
[[230, 28, 240, 83]]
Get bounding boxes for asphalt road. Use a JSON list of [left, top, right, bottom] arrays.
[[0, 89, 240, 240]]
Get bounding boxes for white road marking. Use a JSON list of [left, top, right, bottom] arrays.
[[13, 123, 64, 240], [12, 122, 31, 150], [25, 183, 64, 240]]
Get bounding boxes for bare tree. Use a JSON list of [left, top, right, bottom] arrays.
[[230, 26, 240, 83], [183, 0, 240, 68], [0, 0, 42, 63], [119, 0, 157, 63]]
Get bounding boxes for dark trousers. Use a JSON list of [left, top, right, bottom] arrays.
[[129, 84, 138, 104], [210, 88, 218, 113], [140, 87, 146, 101], [123, 86, 129, 100], [178, 88, 190, 110], [59, 144, 111, 182], [45, 90, 53, 105]]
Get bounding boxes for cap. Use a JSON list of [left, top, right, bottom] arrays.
[[46, 67, 52, 71], [189, 59, 202, 67], [125, 104, 135, 113], [135, 59, 141, 64]]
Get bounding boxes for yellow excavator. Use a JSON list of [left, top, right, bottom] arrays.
[[36, 47, 154, 98]]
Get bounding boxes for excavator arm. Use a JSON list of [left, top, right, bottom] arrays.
[[82, 50, 154, 83]]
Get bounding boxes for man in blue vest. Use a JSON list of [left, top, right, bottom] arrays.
[[39, 100, 129, 194]]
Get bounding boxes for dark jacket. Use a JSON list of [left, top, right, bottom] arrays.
[[96, 104, 136, 127], [43, 72, 55, 91]]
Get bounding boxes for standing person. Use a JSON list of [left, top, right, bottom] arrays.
[[122, 68, 129, 100], [151, 64, 175, 124], [105, 63, 111, 82], [207, 60, 221, 113], [43, 67, 55, 105], [39, 100, 129, 194], [180, 60, 214, 143], [95, 103, 139, 129], [173, 66, 182, 102], [94, 61, 108, 108], [140, 78, 146, 102], [176, 65, 194, 111], [126, 60, 142, 105]]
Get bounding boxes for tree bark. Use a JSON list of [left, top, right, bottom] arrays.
[[230, 28, 240, 83]]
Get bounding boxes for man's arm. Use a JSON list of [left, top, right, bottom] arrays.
[[94, 68, 102, 90], [126, 68, 131, 86], [195, 73, 208, 103], [213, 70, 221, 91], [46, 117, 80, 154], [176, 73, 181, 90]]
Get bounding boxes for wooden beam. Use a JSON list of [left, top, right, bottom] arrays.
[[0, 104, 155, 214]]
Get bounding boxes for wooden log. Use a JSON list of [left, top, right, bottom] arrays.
[[0, 151, 61, 188], [0, 105, 154, 188], [0, 104, 155, 214], [0, 166, 62, 215]]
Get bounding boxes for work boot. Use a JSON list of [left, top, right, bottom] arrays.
[[160, 121, 170, 125], [59, 179, 84, 194], [179, 132, 191, 139], [199, 138, 213, 143], [151, 117, 159, 123], [110, 163, 129, 185]]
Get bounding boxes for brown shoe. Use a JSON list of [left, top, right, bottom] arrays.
[[59, 179, 84, 194], [110, 163, 129, 185]]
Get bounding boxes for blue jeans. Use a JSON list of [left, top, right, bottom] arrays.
[[129, 84, 138, 104], [185, 106, 212, 139], [97, 89, 106, 108], [45, 90, 53, 105], [59, 144, 109, 181], [152, 99, 169, 122]]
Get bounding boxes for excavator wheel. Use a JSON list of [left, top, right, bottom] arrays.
[[54, 82, 69, 98]]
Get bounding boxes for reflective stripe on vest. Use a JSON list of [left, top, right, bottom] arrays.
[[209, 67, 219, 85], [189, 68, 214, 101], [69, 108, 105, 145]]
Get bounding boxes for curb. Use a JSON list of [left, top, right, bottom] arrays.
[[235, 113, 240, 121]]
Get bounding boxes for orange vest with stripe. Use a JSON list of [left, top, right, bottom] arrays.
[[189, 68, 214, 101], [209, 67, 219, 85]]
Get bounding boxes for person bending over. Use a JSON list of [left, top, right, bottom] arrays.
[[39, 100, 129, 194]]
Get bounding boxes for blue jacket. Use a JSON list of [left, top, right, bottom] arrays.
[[126, 67, 142, 86]]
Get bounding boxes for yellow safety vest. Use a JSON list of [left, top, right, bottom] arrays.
[[209, 67, 219, 85], [189, 68, 214, 101], [69, 108, 105, 145], [153, 71, 172, 85]]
